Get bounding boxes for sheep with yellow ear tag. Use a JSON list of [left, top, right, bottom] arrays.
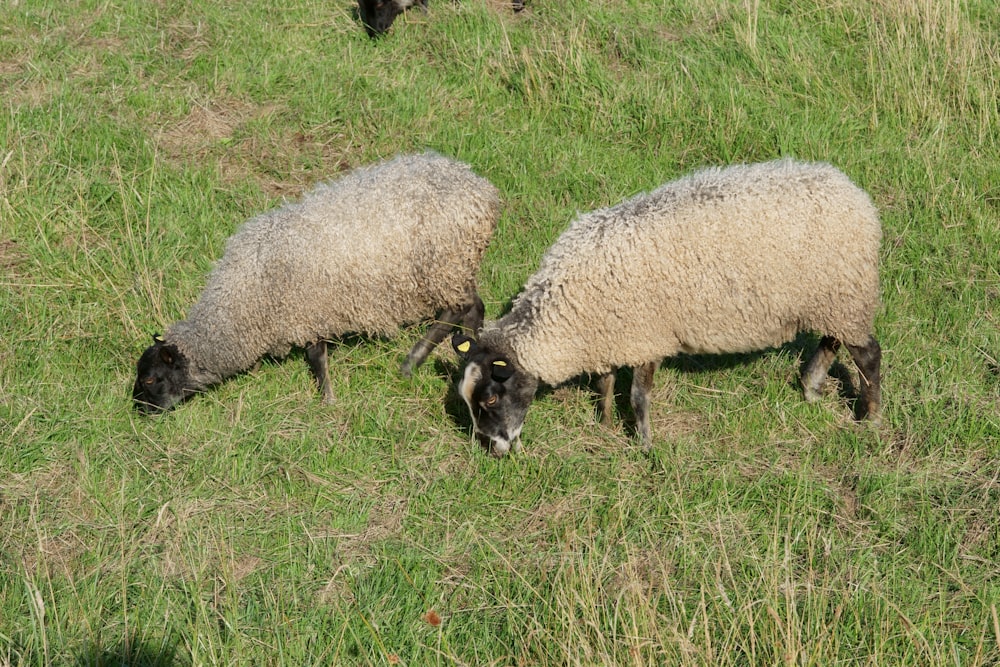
[[453, 159, 882, 456]]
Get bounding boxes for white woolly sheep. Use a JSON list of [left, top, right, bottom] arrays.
[[453, 158, 882, 456], [134, 151, 500, 413]]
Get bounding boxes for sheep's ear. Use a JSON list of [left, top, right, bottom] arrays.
[[158, 345, 174, 366], [490, 359, 514, 382], [452, 334, 477, 357]]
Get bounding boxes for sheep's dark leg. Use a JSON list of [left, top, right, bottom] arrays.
[[802, 335, 840, 402], [630, 362, 657, 450], [595, 372, 615, 426], [401, 295, 483, 376], [846, 335, 882, 424], [459, 293, 485, 337], [401, 309, 461, 376], [306, 339, 335, 404]]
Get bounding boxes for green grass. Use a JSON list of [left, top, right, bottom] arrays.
[[1, 0, 999, 664]]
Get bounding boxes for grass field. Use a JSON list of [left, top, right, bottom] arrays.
[[1, 0, 998, 664]]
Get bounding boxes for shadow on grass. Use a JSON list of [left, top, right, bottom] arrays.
[[73, 634, 186, 667], [673, 333, 867, 419], [666, 332, 865, 417], [433, 356, 474, 434]]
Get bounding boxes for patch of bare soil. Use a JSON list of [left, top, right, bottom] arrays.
[[516, 488, 596, 542], [143, 498, 265, 585], [218, 129, 354, 198], [316, 569, 356, 606], [4, 78, 56, 109], [0, 238, 29, 280], [332, 495, 409, 566], [3, 460, 92, 578], [652, 406, 707, 441], [314, 491, 420, 604], [0, 56, 25, 76], [2, 18, 124, 108], [156, 100, 356, 197], [156, 99, 256, 161], [609, 546, 676, 597], [160, 19, 212, 62]]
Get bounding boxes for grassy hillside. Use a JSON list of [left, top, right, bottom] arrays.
[[1, 0, 998, 664]]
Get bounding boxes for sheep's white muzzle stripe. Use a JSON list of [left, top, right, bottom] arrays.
[[459, 364, 481, 434], [485, 423, 522, 458]]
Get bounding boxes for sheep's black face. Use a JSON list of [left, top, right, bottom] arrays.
[[358, 0, 420, 37], [453, 335, 538, 457], [133, 336, 194, 414]]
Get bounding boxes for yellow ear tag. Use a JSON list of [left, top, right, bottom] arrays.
[[456, 340, 472, 354], [154, 334, 165, 343], [492, 360, 507, 367]]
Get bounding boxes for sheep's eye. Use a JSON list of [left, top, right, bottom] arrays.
[[144, 377, 156, 385], [483, 394, 498, 408]]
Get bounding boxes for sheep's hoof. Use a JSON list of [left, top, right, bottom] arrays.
[[320, 389, 336, 405], [802, 385, 824, 403], [861, 405, 883, 427]]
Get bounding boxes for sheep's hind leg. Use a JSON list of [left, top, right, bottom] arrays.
[[306, 339, 335, 404], [401, 295, 483, 376], [595, 372, 615, 426], [846, 335, 882, 425], [801, 336, 840, 403], [630, 362, 657, 450]]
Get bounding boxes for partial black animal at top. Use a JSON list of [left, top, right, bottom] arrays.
[[358, 0, 425, 38], [359, 0, 526, 38], [133, 152, 500, 414]]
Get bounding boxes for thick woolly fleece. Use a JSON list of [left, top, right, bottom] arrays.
[[166, 152, 500, 388], [477, 158, 881, 385]]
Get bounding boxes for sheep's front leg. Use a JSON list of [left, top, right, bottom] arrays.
[[459, 293, 485, 337], [846, 335, 882, 425], [401, 295, 484, 376], [595, 371, 615, 426], [630, 361, 657, 450], [305, 339, 335, 404]]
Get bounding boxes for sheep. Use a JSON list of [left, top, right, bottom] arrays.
[[133, 151, 500, 414], [358, 0, 426, 37], [358, 0, 526, 38], [452, 158, 882, 457]]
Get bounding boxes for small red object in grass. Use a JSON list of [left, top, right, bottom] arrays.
[[424, 610, 442, 627], [387, 655, 400, 665]]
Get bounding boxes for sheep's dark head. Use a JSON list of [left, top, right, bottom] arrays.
[[452, 334, 538, 457], [133, 334, 195, 414], [358, 0, 424, 37]]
